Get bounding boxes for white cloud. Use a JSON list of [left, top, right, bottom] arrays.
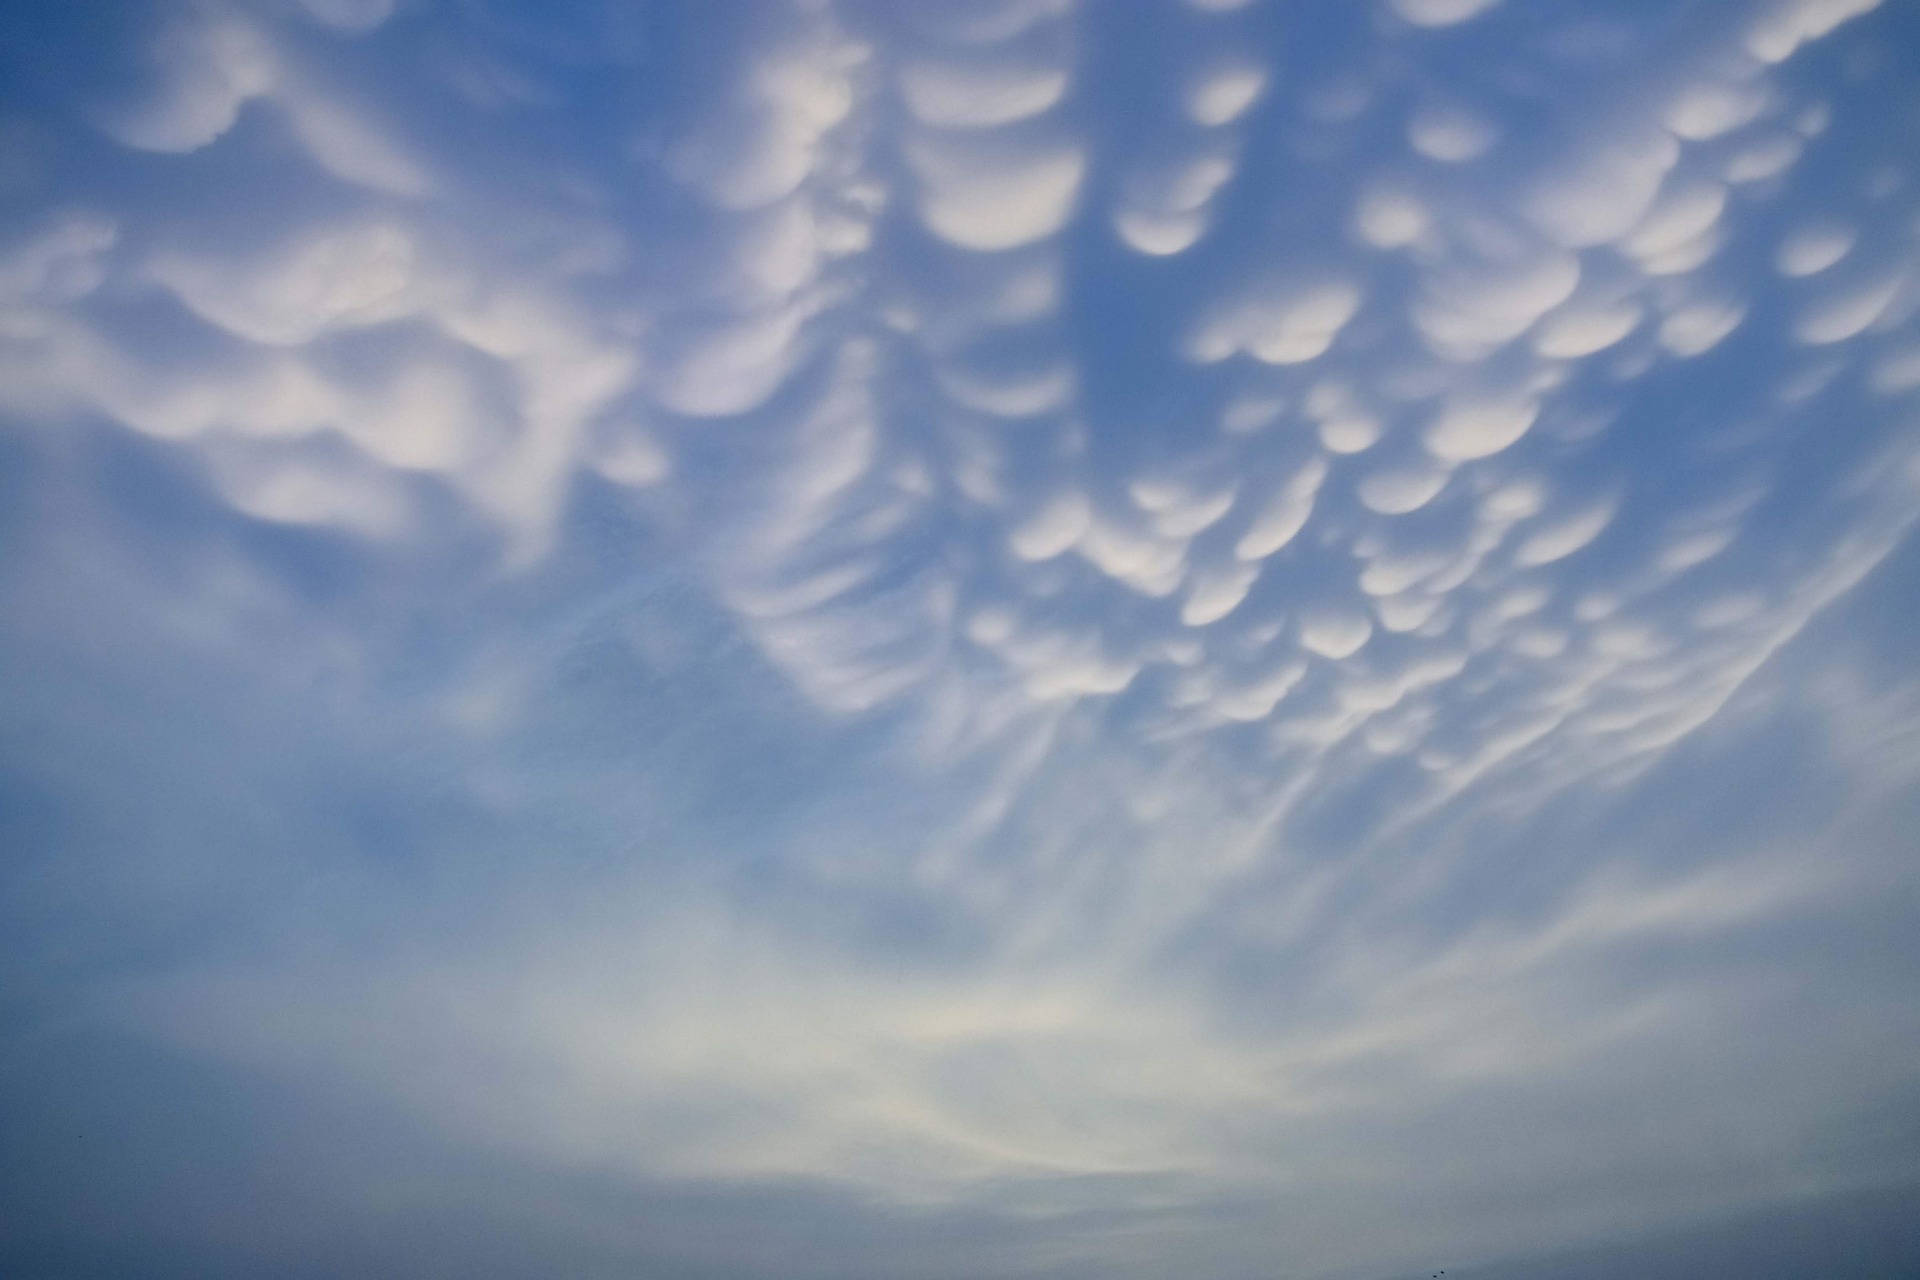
[[936, 359, 1077, 417], [1115, 150, 1237, 256], [1141, 150, 1236, 214], [1185, 61, 1268, 127], [12, 4, 1920, 1277], [1011, 491, 1093, 560], [1374, 592, 1448, 632], [1870, 341, 1920, 394], [207, 440, 412, 537], [1408, 102, 1496, 162], [1213, 659, 1307, 720], [0, 211, 117, 304], [1078, 516, 1190, 596], [105, 15, 276, 153], [1318, 414, 1382, 453], [1300, 608, 1373, 659], [1693, 592, 1767, 629], [1236, 456, 1330, 558], [1136, 482, 1236, 537], [1746, 0, 1884, 64], [296, 0, 394, 31], [905, 0, 1073, 46], [1619, 183, 1726, 265], [104, 12, 427, 195], [1723, 132, 1804, 183], [1250, 284, 1363, 364], [1527, 132, 1679, 248], [1513, 498, 1616, 565], [896, 57, 1069, 128], [1423, 395, 1538, 462], [279, 90, 429, 195], [651, 304, 809, 417], [1658, 299, 1747, 356], [1655, 526, 1737, 573], [671, 41, 860, 211], [1358, 547, 1450, 597], [1389, 0, 1503, 28], [1195, 282, 1364, 365], [590, 424, 670, 488], [1182, 561, 1262, 625], [1013, 632, 1142, 700], [1414, 250, 1580, 358], [1665, 82, 1767, 141], [1795, 272, 1905, 345], [1116, 207, 1211, 256], [343, 361, 496, 472], [909, 132, 1087, 251], [1533, 300, 1642, 358], [1358, 465, 1450, 514], [148, 222, 423, 347], [1353, 187, 1431, 249], [1775, 223, 1857, 276]]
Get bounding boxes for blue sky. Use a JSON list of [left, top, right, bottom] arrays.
[[2, 0, 1919, 1277]]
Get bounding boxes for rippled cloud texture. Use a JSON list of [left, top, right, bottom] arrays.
[[3, 1, 1919, 1277]]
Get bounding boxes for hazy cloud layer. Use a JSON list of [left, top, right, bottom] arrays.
[[2, 1, 1918, 1278]]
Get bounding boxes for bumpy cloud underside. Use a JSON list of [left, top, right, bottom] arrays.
[[2, 1, 1919, 1278]]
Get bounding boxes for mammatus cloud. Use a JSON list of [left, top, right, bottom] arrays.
[[2, 1, 1919, 1278]]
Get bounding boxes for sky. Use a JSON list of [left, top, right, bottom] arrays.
[[1, 0, 1918, 1277]]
